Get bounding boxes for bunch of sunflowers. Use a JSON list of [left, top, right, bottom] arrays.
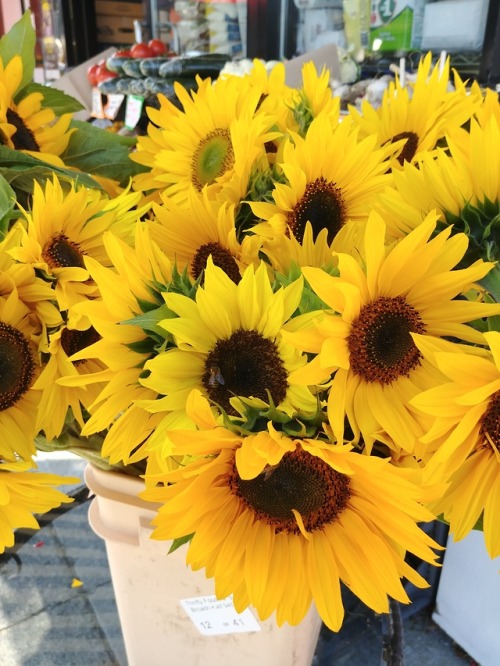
[[1, 10, 500, 633]]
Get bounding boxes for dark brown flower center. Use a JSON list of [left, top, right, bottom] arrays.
[[61, 326, 101, 366], [42, 233, 86, 269], [4, 108, 40, 152], [287, 176, 346, 245], [348, 296, 426, 384], [390, 131, 419, 166], [228, 447, 351, 534], [202, 329, 287, 413], [256, 93, 267, 112], [0, 322, 36, 411], [479, 391, 500, 453], [264, 140, 278, 155], [191, 242, 241, 284], [191, 128, 235, 191]]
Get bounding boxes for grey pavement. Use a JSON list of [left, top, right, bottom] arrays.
[[0, 453, 476, 666], [0, 453, 126, 666]]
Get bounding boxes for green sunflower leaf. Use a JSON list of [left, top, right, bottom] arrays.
[[0, 146, 103, 204], [135, 296, 164, 313], [298, 285, 328, 314], [122, 303, 176, 339], [445, 197, 500, 268], [60, 120, 148, 187], [480, 262, 500, 303], [0, 175, 16, 240], [168, 263, 198, 298], [282, 420, 319, 438], [126, 338, 158, 355], [291, 90, 315, 137], [487, 314, 500, 332], [168, 533, 194, 554], [274, 263, 302, 287], [0, 11, 36, 92], [20, 82, 85, 114], [473, 512, 484, 532]]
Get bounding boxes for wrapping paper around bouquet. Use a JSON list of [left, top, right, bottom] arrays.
[[51, 47, 116, 120]]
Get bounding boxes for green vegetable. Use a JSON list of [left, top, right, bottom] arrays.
[[122, 58, 145, 78], [194, 52, 232, 60], [143, 77, 176, 96], [106, 55, 132, 75], [139, 57, 172, 77], [158, 54, 230, 78], [98, 76, 128, 94], [128, 78, 148, 96], [115, 77, 136, 94]]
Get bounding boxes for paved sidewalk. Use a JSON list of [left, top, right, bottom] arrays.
[[0, 453, 476, 666], [0, 453, 126, 666]]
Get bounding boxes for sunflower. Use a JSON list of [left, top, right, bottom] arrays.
[[139, 258, 319, 430], [221, 58, 296, 137], [0, 223, 62, 330], [150, 186, 262, 284], [0, 55, 75, 166], [142, 405, 439, 632], [378, 114, 500, 257], [0, 459, 77, 554], [348, 52, 479, 171], [283, 210, 500, 453], [126, 92, 182, 202], [8, 176, 147, 311], [223, 59, 340, 137], [57, 223, 175, 467], [0, 290, 43, 460], [249, 112, 392, 271], [32, 323, 106, 441], [410, 331, 500, 558], [474, 84, 500, 127], [130, 74, 279, 208], [288, 61, 341, 135]]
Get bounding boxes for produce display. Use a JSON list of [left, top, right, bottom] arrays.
[[86, 38, 230, 111], [86, 59, 118, 87]]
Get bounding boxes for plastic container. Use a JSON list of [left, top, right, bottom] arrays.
[[432, 530, 500, 666], [85, 464, 322, 666]]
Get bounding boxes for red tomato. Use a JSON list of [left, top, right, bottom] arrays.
[[87, 63, 100, 87], [130, 42, 155, 59], [114, 48, 132, 57], [148, 39, 168, 56], [96, 64, 118, 84]]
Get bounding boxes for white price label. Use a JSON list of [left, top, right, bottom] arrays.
[[124, 94, 144, 129], [91, 87, 104, 119], [104, 93, 125, 120], [180, 595, 262, 636]]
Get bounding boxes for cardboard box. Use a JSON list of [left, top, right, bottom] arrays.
[[95, 1, 144, 18], [284, 43, 340, 88], [96, 14, 137, 44]]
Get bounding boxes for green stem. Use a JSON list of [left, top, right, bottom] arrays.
[[34, 430, 146, 478], [480, 263, 500, 303]]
